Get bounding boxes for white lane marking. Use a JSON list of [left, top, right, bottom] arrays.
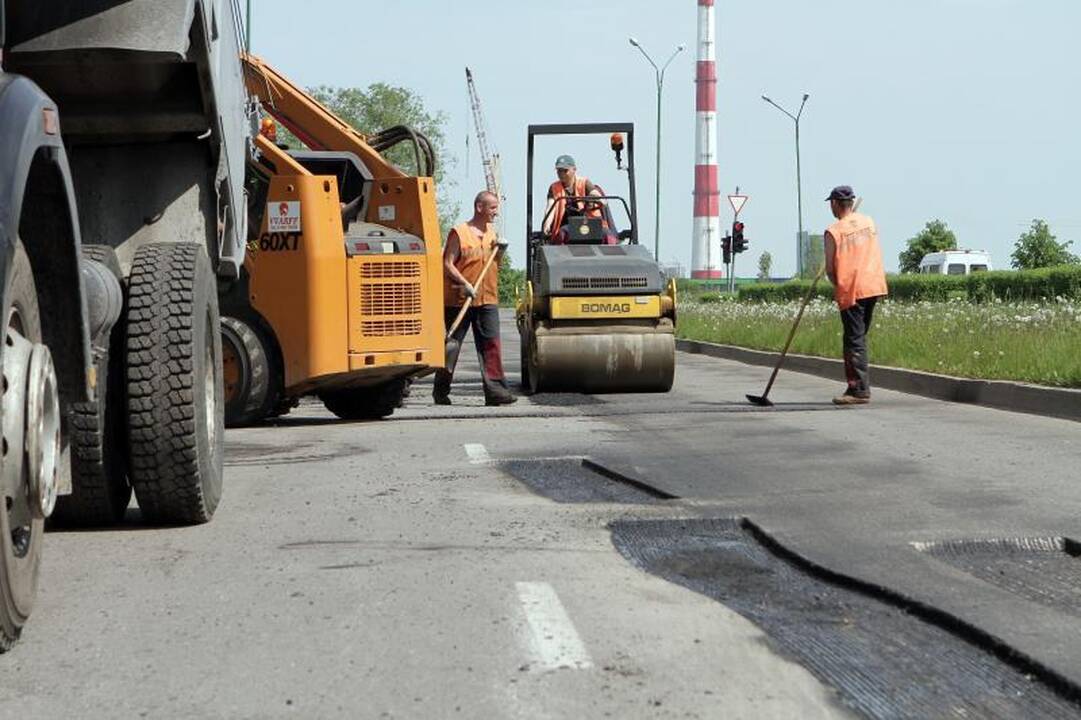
[[464, 443, 491, 464], [515, 581, 593, 671]]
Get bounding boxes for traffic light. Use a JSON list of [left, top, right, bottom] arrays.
[[732, 221, 748, 254], [722, 235, 732, 265]]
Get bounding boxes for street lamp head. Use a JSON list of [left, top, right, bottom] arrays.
[[761, 95, 772, 103], [802, 93, 810, 101], [628, 37, 640, 47], [677, 44, 686, 52]]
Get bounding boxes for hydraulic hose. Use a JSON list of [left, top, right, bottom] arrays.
[[369, 125, 437, 177]]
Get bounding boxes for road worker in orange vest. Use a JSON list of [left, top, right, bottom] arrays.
[[542, 154, 605, 242], [823, 185, 888, 406], [435, 190, 517, 407]]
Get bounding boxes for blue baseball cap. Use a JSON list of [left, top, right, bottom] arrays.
[[555, 154, 576, 169], [826, 185, 856, 201]]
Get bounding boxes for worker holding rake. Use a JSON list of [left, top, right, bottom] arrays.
[[434, 191, 517, 407], [824, 186, 888, 405]]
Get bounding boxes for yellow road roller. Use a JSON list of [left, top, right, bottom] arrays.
[[517, 123, 676, 394]]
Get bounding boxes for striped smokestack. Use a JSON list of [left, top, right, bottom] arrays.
[[691, 0, 721, 279]]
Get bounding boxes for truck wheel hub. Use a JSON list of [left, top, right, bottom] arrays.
[[24, 343, 60, 519]]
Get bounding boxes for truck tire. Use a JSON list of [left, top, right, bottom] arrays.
[[221, 314, 278, 427], [320, 379, 408, 421], [52, 246, 131, 526], [125, 243, 224, 524], [1, 242, 44, 651]]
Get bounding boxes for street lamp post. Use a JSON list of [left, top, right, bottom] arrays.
[[762, 93, 809, 276], [245, 0, 252, 52], [629, 38, 685, 262]]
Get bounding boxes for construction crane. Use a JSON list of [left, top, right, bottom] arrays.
[[465, 67, 502, 199]]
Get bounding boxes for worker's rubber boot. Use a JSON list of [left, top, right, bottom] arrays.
[[832, 393, 870, 406], [485, 390, 517, 407], [433, 369, 453, 406]]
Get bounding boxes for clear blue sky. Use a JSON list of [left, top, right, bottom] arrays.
[[253, 0, 1080, 275]]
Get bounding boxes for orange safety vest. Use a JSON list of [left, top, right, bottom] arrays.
[[548, 178, 602, 238], [826, 212, 888, 310], [443, 221, 500, 307]]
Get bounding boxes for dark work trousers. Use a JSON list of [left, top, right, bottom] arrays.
[[434, 305, 511, 402], [840, 297, 879, 397]]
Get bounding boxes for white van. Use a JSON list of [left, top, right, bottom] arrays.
[[919, 250, 992, 275]]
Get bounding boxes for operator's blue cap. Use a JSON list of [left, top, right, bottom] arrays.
[[826, 185, 856, 201], [555, 154, 576, 169]]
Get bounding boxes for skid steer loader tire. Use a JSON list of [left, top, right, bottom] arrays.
[[125, 243, 224, 525], [320, 379, 408, 421], [221, 314, 277, 427], [51, 246, 131, 526]]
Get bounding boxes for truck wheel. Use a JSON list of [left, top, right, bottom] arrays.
[[221, 315, 278, 427], [1, 243, 45, 651], [52, 246, 131, 526], [320, 379, 408, 421], [126, 243, 223, 524]]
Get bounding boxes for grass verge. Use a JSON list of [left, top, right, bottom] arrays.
[[677, 298, 1081, 388]]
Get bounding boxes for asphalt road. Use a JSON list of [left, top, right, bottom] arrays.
[[1, 311, 1078, 719]]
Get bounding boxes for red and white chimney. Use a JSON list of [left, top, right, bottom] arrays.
[[691, 0, 721, 279]]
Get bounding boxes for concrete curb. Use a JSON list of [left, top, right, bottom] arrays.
[[676, 339, 1081, 423]]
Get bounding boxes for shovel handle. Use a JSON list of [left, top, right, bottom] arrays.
[[446, 242, 503, 339], [760, 264, 826, 399]]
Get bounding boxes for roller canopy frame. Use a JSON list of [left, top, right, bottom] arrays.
[[526, 123, 639, 273]]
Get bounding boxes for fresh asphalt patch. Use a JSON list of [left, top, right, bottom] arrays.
[[498, 457, 676, 504], [611, 518, 1081, 720], [914, 537, 1081, 617]]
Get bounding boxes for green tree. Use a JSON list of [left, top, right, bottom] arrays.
[[757, 251, 773, 281], [898, 219, 957, 273], [1010, 219, 1078, 269], [274, 83, 459, 235]]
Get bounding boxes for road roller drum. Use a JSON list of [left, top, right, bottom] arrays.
[[525, 321, 675, 394]]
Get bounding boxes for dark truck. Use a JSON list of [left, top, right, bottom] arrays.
[[0, 0, 250, 649]]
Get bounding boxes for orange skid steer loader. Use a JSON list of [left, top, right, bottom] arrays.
[[219, 55, 445, 424]]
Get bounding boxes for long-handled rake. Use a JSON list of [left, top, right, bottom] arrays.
[[745, 264, 826, 407]]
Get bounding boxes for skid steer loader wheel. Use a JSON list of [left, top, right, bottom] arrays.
[[1, 242, 47, 651], [320, 379, 408, 421], [52, 246, 131, 527], [221, 314, 278, 428], [126, 243, 223, 524]]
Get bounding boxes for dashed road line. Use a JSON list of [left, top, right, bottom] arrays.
[[464, 443, 491, 464], [515, 581, 593, 671]]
